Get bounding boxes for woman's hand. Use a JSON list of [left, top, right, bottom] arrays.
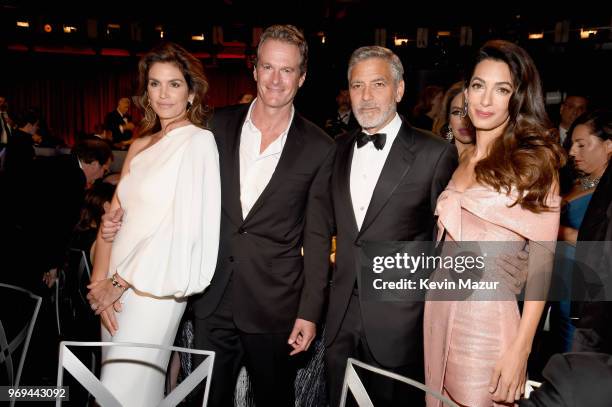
[[87, 278, 125, 315], [489, 341, 530, 403], [100, 306, 119, 336]]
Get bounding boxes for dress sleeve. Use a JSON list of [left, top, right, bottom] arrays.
[[460, 188, 561, 245], [115, 131, 221, 297]]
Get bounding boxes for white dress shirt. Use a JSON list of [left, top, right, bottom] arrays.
[[350, 113, 402, 230], [240, 99, 294, 219]]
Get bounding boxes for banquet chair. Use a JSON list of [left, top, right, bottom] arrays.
[[339, 358, 459, 407], [56, 341, 215, 407], [0, 283, 42, 406], [525, 379, 542, 399], [55, 248, 91, 337]]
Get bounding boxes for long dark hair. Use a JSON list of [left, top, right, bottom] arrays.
[[135, 42, 210, 137], [467, 40, 566, 212], [75, 182, 116, 232], [432, 81, 465, 136]]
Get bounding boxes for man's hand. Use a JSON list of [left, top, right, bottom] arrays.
[[288, 318, 316, 356], [100, 208, 124, 242], [497, 249, 529, 295]]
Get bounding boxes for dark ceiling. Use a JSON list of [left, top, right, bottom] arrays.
[[3, 0, 610, 29]]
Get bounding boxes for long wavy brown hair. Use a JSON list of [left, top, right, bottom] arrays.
[[432, 81, 465, 136], [466, 40, 566, 212], [134, 42, 210, 137]]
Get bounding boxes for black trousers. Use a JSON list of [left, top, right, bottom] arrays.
[[325, 290, 424, 407], [193, 279, 297, 407]]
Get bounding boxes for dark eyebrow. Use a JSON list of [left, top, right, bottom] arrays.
[[148, 77, 185, 82], [471, 76, 513, 88]]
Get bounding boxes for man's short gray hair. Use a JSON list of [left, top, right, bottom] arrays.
[[347, 46, 404, 84]]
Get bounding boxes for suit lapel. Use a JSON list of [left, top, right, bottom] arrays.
[[223, 107, 249, 225], [242, 112, 305, 225], [357, 122, 416, 238], [336, 132, 360, 237]]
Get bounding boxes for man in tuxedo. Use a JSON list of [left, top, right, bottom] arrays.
[[104, 97, 135, 146], [191, 25, 334, 406], [325, 46, 458, 406]]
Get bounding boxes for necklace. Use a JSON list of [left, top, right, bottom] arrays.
[[579, 175, 601, 190]]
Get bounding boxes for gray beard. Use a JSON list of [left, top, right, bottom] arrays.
[[355, 105, 396, 130]]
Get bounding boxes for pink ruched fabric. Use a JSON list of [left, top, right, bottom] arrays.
[[424, 181, 560, 406]]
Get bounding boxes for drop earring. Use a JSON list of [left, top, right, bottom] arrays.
[[445, 126, 454, 142], [461, 98, 468, 118]]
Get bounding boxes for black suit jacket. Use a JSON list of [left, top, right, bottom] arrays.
[[577, 160, 612, 246], [519, 353, 612, 407], [325, 120, 457, 367], [28, 154, 86, 269], [104, 110, 132, 143], [572, 162, 612, 352], [2, 154, 86, 289], [192, 103, 335, 334]]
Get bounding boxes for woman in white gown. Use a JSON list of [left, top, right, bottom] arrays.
[[87, 42, 221, 406]]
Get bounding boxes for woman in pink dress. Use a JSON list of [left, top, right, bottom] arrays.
[[424, 40, 565, 406]]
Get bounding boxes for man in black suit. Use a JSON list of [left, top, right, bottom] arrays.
[[1, 138, 111, 383], [104, 97, 135, 147], [325, 46, 458, 406], [99, 27, 333, 405], [3, 138, 112, 290], [191, 25, 335, 406]]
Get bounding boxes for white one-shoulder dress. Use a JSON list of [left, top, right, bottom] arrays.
[[100, 124, 221, 407]]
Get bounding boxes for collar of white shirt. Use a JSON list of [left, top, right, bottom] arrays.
[[358, 112, 402, 151], [243, 98, 294, 158]]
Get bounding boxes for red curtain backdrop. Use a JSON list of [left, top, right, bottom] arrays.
[[2, 52, 256, 145]]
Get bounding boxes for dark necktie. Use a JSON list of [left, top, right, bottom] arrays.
[[356, 131, 386, 150]]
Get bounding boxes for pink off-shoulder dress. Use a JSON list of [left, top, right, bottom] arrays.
[[424, 181, 560, 406]]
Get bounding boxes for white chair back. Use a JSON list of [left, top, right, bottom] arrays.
[[0, 283, 42, 406], [56, 341, 214, 407], [525, 379, 542, 399], [340, 358, 459, 407]]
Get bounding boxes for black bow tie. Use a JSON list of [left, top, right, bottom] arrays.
[[356, 131, 386, 150]]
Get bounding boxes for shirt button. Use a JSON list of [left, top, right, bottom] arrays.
[[360, 206, 365, 211]]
